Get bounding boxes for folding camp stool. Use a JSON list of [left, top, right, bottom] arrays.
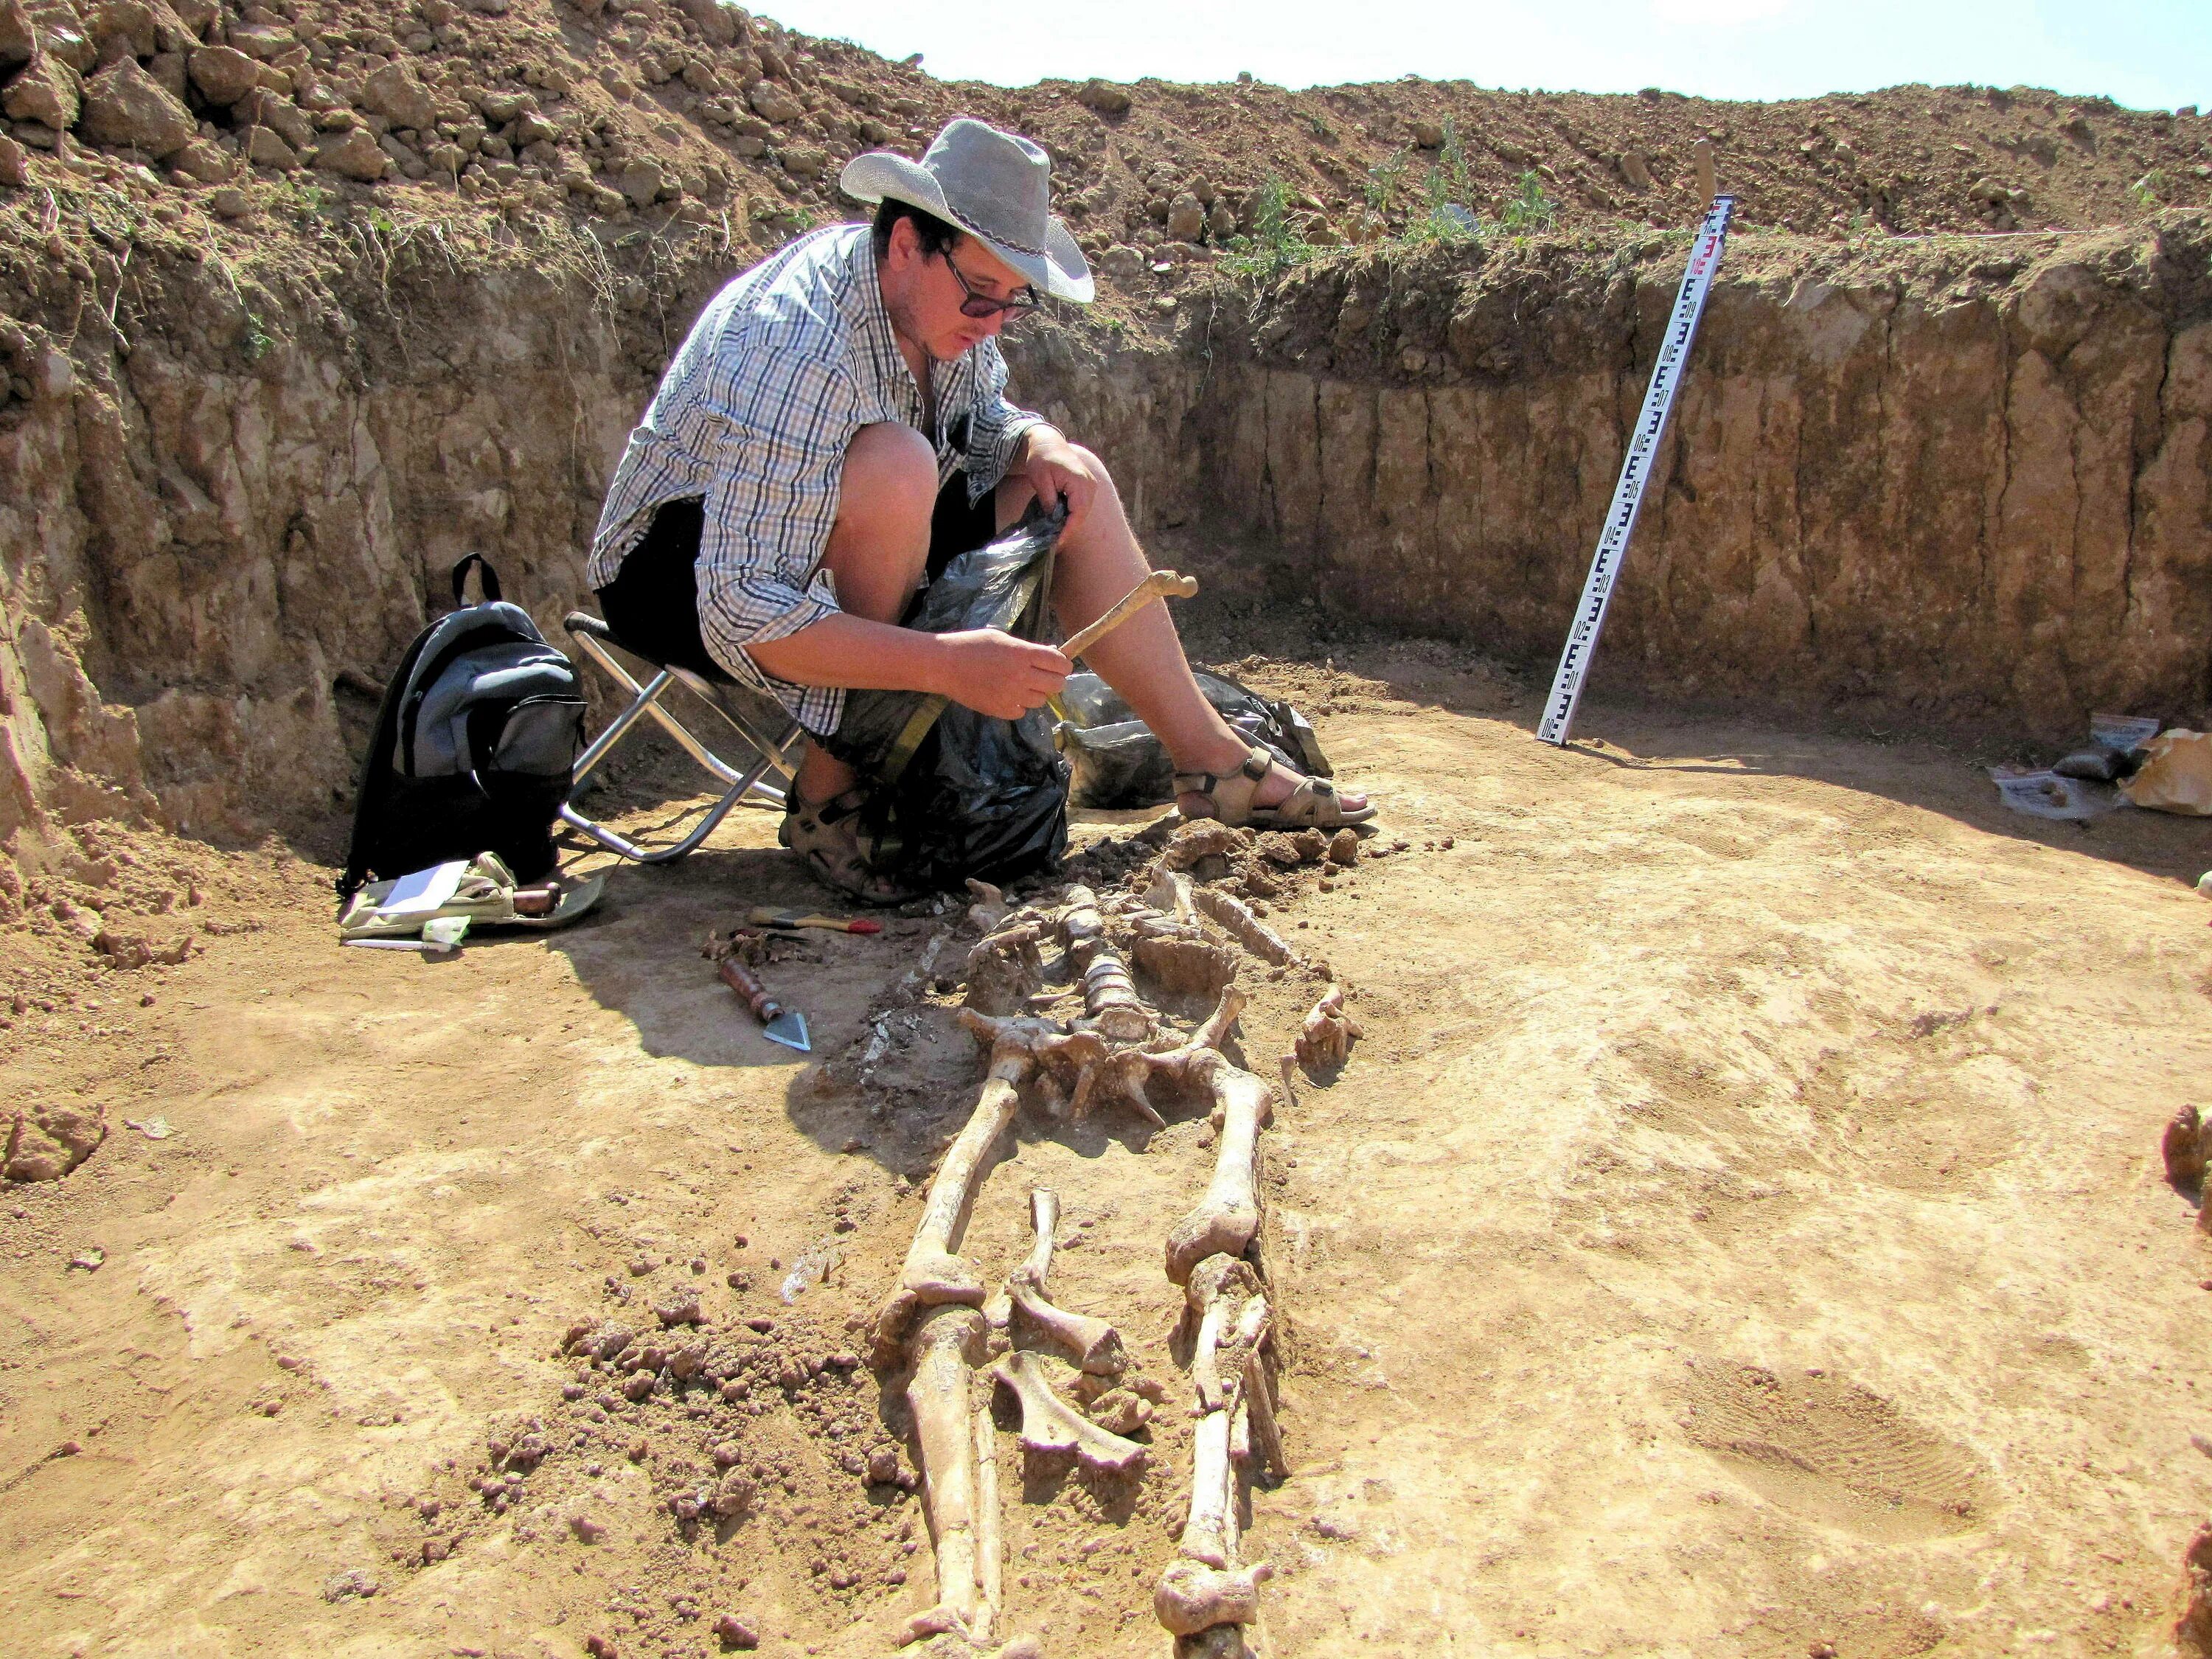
[[558, 611, 804, 863]]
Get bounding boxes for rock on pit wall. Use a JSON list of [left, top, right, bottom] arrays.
[[1007, 212, 2212, 742], [3, 212, 2209, 902]]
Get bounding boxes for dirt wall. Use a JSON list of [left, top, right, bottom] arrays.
[[1010, 212, 2212, 741], [4, 214, 2210, 908]]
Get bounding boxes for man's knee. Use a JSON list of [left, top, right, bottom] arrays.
[[841, 422, 937, 526]]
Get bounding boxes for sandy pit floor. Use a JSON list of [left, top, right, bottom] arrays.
[[4, 640, 2211, 1659]]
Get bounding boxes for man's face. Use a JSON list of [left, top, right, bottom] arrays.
[[881, 218, 1035, 363]]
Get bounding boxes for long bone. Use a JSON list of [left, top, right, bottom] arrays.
[[902, 1305, 990, 1645], [1177, 1394, 1239, 1568], [1000, 1187, 1127, 1374], [874, 1013, 1054, 1359], [973, 1402, 1001, 1644], [1165, 1057, 1276, 1285], [989, 1350, 1150, 1473], [1155, 1559, 1274, 1638]]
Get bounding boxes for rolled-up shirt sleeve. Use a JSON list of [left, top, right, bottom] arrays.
[[963, 338, 1048, 505], [692, 345, 861, 734]]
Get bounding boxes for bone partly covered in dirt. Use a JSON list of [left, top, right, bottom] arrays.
[[1004, 1187, 1127, 1376], [1144, 867, 1202, 928], [1185, 1255, 1258, 1411], [990, 1349, 1150, 1473], [1191, 886, 1294, 967], [962, 919, 1048, 1016], [902, 1306, 990, 1646], [1292, 982, 1362, 1071], [1241, 1348, 1291, 1479], [1165, 1054, 1276, 1285]]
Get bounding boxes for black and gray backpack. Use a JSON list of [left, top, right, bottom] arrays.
[[338, 554, 585, 900]]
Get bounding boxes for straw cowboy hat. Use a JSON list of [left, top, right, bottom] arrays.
[[841, 118, 1095, 305]]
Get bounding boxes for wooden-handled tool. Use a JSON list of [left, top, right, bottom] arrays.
[[716, 958, 811, 1051], [748, 907, 883, 935], [1060, 569, 1199, 661]]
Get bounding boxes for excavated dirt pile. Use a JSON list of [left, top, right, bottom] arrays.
[[7, 2, 2212, 1656]]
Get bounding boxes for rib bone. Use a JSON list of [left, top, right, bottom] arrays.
[[1004, 1188, 1127, 1374], [989, 1350, 1149, 1473], [1165, 1058, 1275, 1285]]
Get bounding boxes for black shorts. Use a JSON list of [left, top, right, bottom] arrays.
[[594, 473, 1002, 685]]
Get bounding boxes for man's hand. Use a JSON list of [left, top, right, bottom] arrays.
[[1018, 428, 1105, 530], [933, 628, 1071, 720]]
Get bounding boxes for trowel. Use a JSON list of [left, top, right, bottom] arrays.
[[716, 957, 810, 1052]]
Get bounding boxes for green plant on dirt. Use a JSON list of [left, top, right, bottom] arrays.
[[1217, 175, 1318, 279], [1363, 149, 1409, 216], [1398, 119, 1480, 244], [2130, 169, 2172, 209], [1498, 170, 1559, 234]]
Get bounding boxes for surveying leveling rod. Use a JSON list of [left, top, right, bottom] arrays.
[[1536, 194, 1736, 747]]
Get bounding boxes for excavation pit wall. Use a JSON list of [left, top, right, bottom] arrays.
[[4, 212, 2211, 887]]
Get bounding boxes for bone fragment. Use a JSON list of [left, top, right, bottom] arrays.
[[1293, 983, 1361, 1070], [962, 922, 1047, 1016], [1154, 1558, 1274, 1637], [1166, 1058, 1275, 1284], [1144, 867, 1200, 925], [904, 1307, 988, 1641], [966, 878, 1011, 933], [1174, 1624, 1259, 1659], [1192, 887, 1293, 967], [1086, 1388, 1155, 1435], [989, 1350, 1149, 1473], [1001, 1188, 1127, 1374]]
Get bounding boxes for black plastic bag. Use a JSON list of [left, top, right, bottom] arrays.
[[1054, 669, 1332, 810], [824, 505, 1071, 891]]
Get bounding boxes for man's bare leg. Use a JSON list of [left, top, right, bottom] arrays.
[[786, 420, 939, 809], [999, 450, 1366, 818]]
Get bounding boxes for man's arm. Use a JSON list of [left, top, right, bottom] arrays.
[[745, 614, 1068, 723]]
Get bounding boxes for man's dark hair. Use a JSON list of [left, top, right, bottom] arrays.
[[872, 198, 964, 262]]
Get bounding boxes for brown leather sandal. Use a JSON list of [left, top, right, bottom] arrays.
[[1174, 746, 1377, 830], [778, 787, 917, 906]]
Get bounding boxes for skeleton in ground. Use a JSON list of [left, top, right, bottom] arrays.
[[873, 853, 1321, 1652]]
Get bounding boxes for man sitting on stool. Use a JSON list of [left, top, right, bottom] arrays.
[[588, 119, 1371, 901]]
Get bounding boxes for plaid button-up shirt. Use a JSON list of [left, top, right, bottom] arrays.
[[587, 223, 1045, 735]]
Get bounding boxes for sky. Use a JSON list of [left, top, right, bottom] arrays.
[[755, 0, 2211, 113]]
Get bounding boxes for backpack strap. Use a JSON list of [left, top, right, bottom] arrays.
[[451, 553, 502, 606]]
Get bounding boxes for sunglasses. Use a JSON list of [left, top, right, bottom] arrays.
[[942, 248, 1040, 321]]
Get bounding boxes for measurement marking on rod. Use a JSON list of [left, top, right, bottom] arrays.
[[1536, 195, 1735, 748]]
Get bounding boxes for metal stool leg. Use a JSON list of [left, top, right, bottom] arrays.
[[559, 613, 804, 863]]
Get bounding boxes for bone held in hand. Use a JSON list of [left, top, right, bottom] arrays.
[[1165, 1057, 1276, 1285], [1154, 1559, 1274, 1638], [990, 1350, 1150, 1473], [1060, 568, 1200, 662], [902, 1306, 989, 1643]]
